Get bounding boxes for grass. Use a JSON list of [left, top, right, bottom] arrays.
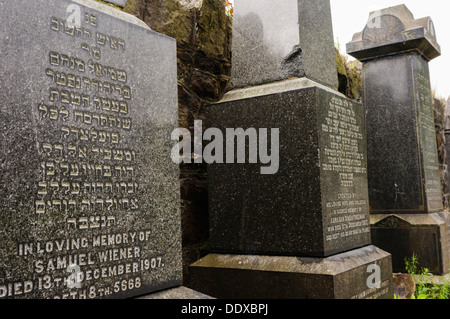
[[403, 254, 450, 299]]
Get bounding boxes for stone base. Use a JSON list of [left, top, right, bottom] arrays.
[[371, 213, 450, 275], [136, 286, 214, 299], [187, 245, 393, 299]]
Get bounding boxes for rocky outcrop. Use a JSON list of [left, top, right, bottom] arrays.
[[335, 47, 362, 101]]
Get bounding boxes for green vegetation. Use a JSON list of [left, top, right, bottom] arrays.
[[404, 254, 450, 299], [335, 44, 362, 101]]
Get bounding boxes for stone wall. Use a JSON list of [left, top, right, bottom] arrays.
[[122, 0, 232, 280]]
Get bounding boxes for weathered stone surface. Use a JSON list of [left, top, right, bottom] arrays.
[[188, 246, 393, 299], [206, 79, 371, 257], [231, 0, 338, 89], [347, 4, 440, 62], [434, 98, 448, 209], [0, 0, 181, 298], [393, 274, 415, 299], [122, 0, 232, 281]]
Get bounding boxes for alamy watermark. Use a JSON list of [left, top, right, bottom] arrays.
[[366, 263, 381, 289], [171, 121, 280, 175]]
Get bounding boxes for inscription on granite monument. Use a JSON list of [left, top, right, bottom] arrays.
[[320, 95, 370, 247], [0, 0, 181, 299]]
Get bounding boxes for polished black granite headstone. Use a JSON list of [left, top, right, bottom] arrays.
[[347, 4, 450, 274], [0, 0, 182, 298]]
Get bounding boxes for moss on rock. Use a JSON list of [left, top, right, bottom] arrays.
[[335, 47, 362, 101]]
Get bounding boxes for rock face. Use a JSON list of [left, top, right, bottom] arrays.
[[122, 0, 232, 279]]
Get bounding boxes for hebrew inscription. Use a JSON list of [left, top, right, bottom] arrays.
[[0, 0, 181, 299]]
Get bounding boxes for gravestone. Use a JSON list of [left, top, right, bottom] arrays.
[[232, 0, 338, 89], [103, 0, 128, 7], [347, 4, 450, 274], [0, 0, 183, 299], [188, 0, 393, 299]]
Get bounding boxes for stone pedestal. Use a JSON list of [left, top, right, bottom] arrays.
[[371, 213, 450, 274], [206, 79, 372, 257], [189, 246, 392, 299], [347, 5, 450, 274]]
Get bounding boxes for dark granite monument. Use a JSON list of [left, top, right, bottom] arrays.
[[103, 0, 128, 7], [188, 0, 393, 299], [231, 0, 338, 89], [347, 5, 450, 274], [0, 0, 183, 299], [445, 97, 450, 186]]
